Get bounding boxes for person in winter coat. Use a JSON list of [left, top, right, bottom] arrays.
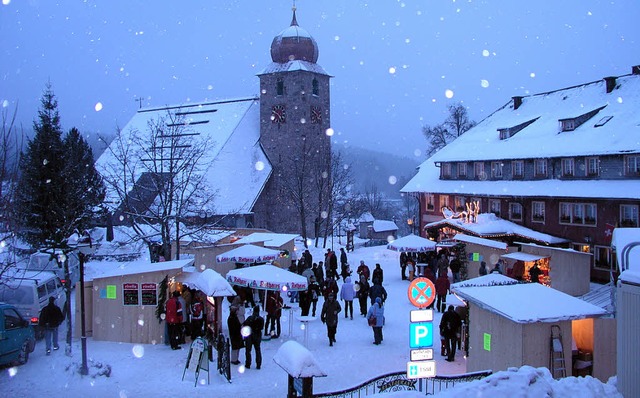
[[340, 247, 348, 270], [372, 263, 384, 285], [406, 258, 416, 281], [227, 306, 244, 365], [242, 305, 265, 369], [339, 276, 356, 320], [313, 262, 325, 285], [400, 252, 408, 280], [529, 261, 543, 283], [165, 291, 183, 350], [323, 278, 339, 300], [308, 276, 322, 317], [320, 293, 341, 346], [357, 260, 371, 281], [490, 261, 503, 274], [190, 294, 205, 340], [341, 263, 352, 282], [230, 294, 246, 324], [435, 273, 450, 313], [299, 288, 311, 316], [437, 253, 450, 279], [39, 296, 64, 355], [449, 258, 462, 283], [328, 250, 339, 281], [177, 290, 188, 343], [478, 261, 488, 276], [264, 291, 283, 337], [369, 279, 387, 305], [439, 305, 462, 362], [302, 265, 315, 284], [355, 274, 370, 316], [367, 297, 385, 345]]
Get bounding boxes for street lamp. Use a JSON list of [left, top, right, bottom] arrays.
[[76, 234, 96, 376], [407, 217, 415, 235]]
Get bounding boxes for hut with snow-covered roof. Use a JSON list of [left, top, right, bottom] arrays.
[[451, 274, 613, 381]]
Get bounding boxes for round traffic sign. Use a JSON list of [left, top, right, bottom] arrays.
[[407, 277, 436, 308]]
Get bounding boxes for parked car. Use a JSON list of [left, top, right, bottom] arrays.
[[0, 302, 36, 366], [0, 271, 66, 338], [19, 250, 80, 288]]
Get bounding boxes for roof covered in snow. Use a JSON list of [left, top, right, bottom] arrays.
[[234, 232, 299, 248], [612, 227, 640, 284], [373, 219, 398, 233], [402, 72, 640, 200], [259, 60, 330, 76], [427, 213, 567, 245], [96, 98, 272, 216], [88, 258, 194, 281], [451, 274, 607, 323], [454, 233, 508, 251]]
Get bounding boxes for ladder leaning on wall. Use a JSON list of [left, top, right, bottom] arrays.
[[549, 325, 567, 378]]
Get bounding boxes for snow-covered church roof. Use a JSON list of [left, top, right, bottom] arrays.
[[402, 70, 640, 200], [96, 97, 272, 215]]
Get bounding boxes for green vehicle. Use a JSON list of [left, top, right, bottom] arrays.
[[0, 302, 36, 366]]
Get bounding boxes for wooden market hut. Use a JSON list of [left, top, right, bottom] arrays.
[[451, 274, 612, 380], [84, 258, 194, 344], [453, 234, 508, 279]]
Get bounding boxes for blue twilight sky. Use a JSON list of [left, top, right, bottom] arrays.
[[1, 0, 638, 159]]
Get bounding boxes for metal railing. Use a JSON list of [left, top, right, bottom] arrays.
[[313, 369, 492, 397]]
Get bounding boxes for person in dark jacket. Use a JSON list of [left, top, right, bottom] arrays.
[[320, 293, 342, 346], [355, 274, 370, 316], [369, 279, 387, 305], [400, 252, 408, 280], [439, 305, 462, 362], [529, 261, 543, 283], [434, 273, 450, 313], [339, 247, 348, 270], [449, 258, 462, 282], [242, 305, 265, 369], [308, 276, 322, 317], [478, 261, 488, 276], [264, 291, 283, 337], [165, 291, 183, 350], [39, 296, 64, 355], [372, 263, 384, 285], [227, 307, 244, 365], [313, 262, 324, 285]]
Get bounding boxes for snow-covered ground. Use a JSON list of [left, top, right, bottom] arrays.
[[0, 243, 621, 397]]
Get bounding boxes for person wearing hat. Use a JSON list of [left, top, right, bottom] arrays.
[[367, 297, 385, 345], [308, 275, 322, 317], [320, 292, 342, 346], [39, 296, 64, 355]]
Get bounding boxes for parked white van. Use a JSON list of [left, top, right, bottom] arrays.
[[19, 250, 80, 288], [0, 270, 66, 338]]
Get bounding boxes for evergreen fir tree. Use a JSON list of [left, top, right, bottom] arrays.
[[61, 127, 105, 233], [15, 83, 66, 247]]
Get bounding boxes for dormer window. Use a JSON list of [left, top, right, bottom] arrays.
[[441, 163, 452, 178], [497, 117, 539, 140], [559, 105, 606, 132]]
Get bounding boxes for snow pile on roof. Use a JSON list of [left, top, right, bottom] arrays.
[[273, 340, 327, 378], [451, 274, 607, 323], [612, 227, 640, 284], [436, 365, 621, 398], [387, 234, 437, 252], [87, 258, 194, 281], [428, 213, 567, 245], [359, 212, 375, 222], [259, 60, 329, 75], [373, 219, 398, 233], [234, 232, 299, 248], [454, 233, 508, 250], [401, 73, 640, 200], [176, 268, 235, 297]]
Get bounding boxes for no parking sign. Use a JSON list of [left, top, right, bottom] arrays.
[[407, 278, 436, 309]]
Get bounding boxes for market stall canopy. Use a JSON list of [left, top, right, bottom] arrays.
[[501, 252, 547, 262], [216, 244, 282, 264], [226, 263, 308, 292], [387, 234, 437, 252], [177, 268, 236, 297]]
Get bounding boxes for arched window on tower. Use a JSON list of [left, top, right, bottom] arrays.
[[277, 80, 284, 96], [312, 78, 319, 96]]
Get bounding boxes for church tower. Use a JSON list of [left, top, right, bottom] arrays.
[[254, 7, 332, 238]]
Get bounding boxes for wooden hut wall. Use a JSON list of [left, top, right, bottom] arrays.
[[467, 303, 524, 373], [91, 269, 173, 344], [520, 245, 590, 296], [521, 321, 572, 374], [461, 242, 506, 279], [592, 317, 616, 382], [74, 280, 94, 337]]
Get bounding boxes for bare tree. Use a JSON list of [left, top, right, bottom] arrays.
[[319, 151, 354, 248], [99, 110, 216, 260], [423, 103, 475, 156]]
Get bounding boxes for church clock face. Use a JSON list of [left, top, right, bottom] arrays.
[[271, 104, 286, 124], [310, 105, 322, 124]]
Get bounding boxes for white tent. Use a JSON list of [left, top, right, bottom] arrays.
[[386, 233, 437, 252], [216, 244, 282, 264], [177, 268, 236, 297], [226, 263, 308, 292]]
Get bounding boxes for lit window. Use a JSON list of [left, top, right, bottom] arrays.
[[512, 160, 524, 178], [509, 202, 523, 221], [586, 157, 599, 176], [439, 195, 450, 210], [532, 201, 545, 223], [491, 162, 503, 179], [455, 196, 466, 212], [620, 204, 639, 227], [534, 159, 547, 177], [561, 158, 575, 177]]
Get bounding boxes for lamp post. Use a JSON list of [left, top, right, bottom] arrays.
[[407, 217, 415, 235], [76, 235, 96, 376]]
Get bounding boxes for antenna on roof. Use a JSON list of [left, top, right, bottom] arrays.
[[134, 97, 144, 109]]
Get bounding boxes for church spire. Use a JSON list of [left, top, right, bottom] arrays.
[[291, 3, 298, 27]]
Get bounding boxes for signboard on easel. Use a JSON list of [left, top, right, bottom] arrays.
[[182, 337, 209, 386]]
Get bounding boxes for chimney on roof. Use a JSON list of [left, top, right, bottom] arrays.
[[603, 76, 617, 93], [632, 65, 640, 75], [512, 96, 523, 110]]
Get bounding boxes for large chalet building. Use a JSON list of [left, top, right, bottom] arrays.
[[402, 67, 640, 282], [96, 7, 331, 237]]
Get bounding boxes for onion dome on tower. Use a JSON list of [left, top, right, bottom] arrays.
[[270, 6, 319, 64]]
